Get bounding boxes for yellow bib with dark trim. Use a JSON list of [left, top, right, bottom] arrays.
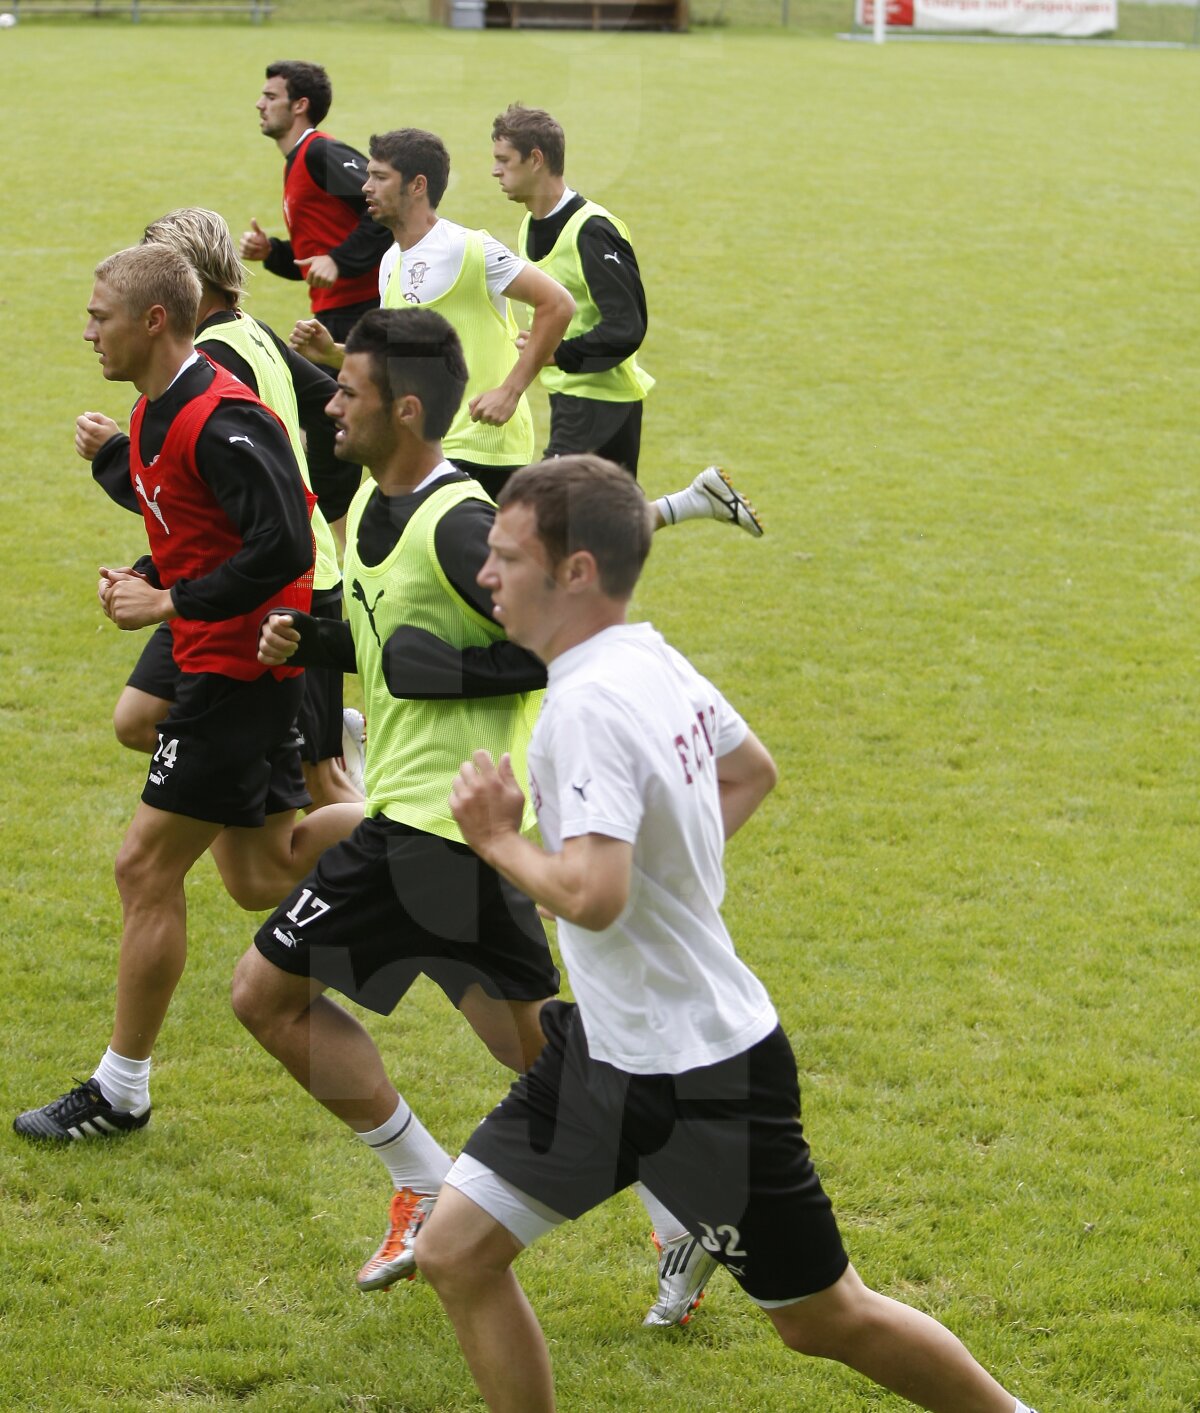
[[197, 313, 341, 591], [343, 476, 541, 841], [518, 201, 654, 404]]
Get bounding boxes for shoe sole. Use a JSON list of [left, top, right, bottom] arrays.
[[703, 468, 764, 538], [357, 1263, 418, 1292]]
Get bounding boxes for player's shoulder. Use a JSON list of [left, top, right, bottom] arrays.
[[203, 396, 287, 445], [308, 131, 365, 162], [577, 208, 634, 250]]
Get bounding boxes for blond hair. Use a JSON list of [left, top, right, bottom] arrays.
[[142, 207, 247, 305], [94, 244, 202, 336]]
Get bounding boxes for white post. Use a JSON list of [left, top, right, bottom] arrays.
[[873, 0, 886, 41]]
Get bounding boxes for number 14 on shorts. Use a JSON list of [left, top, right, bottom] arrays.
[[148, 733, 180, 786]]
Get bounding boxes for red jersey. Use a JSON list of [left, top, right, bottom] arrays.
[[283, 130, 381, 314], [128, 362, 315, 680]]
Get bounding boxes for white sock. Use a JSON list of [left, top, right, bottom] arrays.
[[91, 1048, 151, 1115], [633, 1181, 690, 1245], [654, 481, 711, 527], [356, 1094, 452, 1193]]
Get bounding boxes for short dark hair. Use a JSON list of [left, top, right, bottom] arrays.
[[491, 103, 565, 177], [368, 129, 451, 209], [344, 307, 468, 442], [498, 456, 652, 599], [265, 60, 332, 127]]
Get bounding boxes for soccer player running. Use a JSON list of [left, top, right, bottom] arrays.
[[418, 455, 1040, 1413], [233, 305, 556, 1293], [233, 309, 704, 1321], [14, 245, 358, 1142], [290, 128, 574, 502], [490, 102, 764, 539], [79, 208, 365, 810], [240, 61, 392, 345]]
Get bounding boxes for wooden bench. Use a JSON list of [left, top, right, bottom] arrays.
[[11, 1, 271, 19], [433, 0, 685, 28]]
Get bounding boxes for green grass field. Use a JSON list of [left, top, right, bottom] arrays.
[[1, 17, 1198, 1412]]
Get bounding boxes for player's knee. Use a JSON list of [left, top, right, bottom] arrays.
[[112, 703, 157, 754], [114, 836, 158, 900], [770, 1270, 872, 1361], [112, 687, 163, 754], [414, 1217, 490, 1296], [230, 950, 271, 1035], [774, 1307, 843, 1359], [224, 876, 281, 913]]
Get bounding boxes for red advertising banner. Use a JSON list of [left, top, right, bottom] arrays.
[[858, 0, 915, 23]]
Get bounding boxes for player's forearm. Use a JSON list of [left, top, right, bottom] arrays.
[[504, 292, 576, 392], [91, 435, 141, 513], [330, 212, 394, 277], [717, 733, 779, 838], [482, 831, 624, 931], [283, 610, 358, 672], [383, 627, 546, 700], [263, 238, 303, 281], [171, 522, 312, 622]]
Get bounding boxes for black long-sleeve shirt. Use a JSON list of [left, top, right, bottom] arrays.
[[263, 135, 393, 282], [91, 357, 312, 622], [196, 309, 363, 521], [521, 194, 648, 374], [283, 471, 547, 701]]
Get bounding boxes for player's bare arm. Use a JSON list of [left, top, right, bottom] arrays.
[[76, 411, 123, 461], [468, 266, 574, 426], [450, 748, 633, 930], [716, 729, 779, 839]]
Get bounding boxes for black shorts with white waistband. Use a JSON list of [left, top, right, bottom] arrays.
[[141, 669, 309, 828], [126, 588, 345, 768], [254, 814, 560, 1013], [462, 1000, 849, 1304]]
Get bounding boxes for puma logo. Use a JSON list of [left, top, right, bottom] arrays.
[[134, 473, 169, 535], [351, 579, 386, 645], [603, 251, 621, 264]]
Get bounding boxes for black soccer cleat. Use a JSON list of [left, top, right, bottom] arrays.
[[13, 1078, 150, 1141]]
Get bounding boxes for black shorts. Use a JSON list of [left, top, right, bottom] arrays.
[[126, 621, 177, 699], [127, 596, 345, 769], [141, 670, 309, 828], [545, 394, 643, 478], [316, 298, 379, 344], [293, 587, 345, 766], [463, 1001, 849, 1304], [448, 459, 524, 502], [254, 815, 560, 1013]]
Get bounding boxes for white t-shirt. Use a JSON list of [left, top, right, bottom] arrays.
[[377, 219, 524, 313], [528, 622, 778, 1075]]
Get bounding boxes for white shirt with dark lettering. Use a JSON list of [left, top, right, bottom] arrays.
[[528, 622, 778, 1075]]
